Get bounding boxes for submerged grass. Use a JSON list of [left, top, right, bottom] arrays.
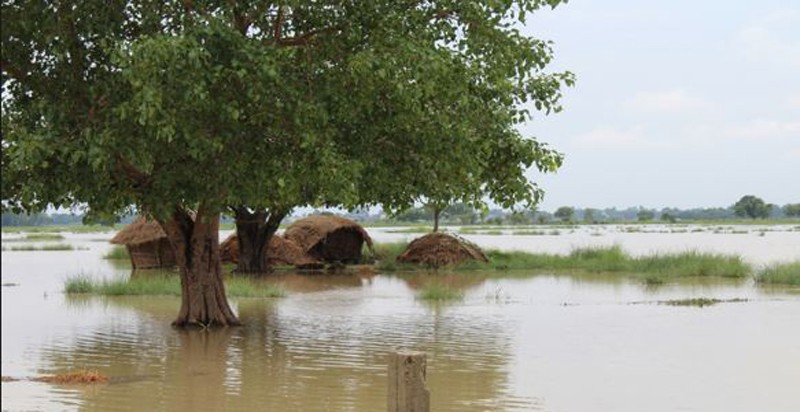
[[658, 298, 748, 307], [756, 261, 800, 285], [24, 233, 65, 241], [2, 243, 83, 251], [64, 274, 285, 298], [103, 246, 130, 260]]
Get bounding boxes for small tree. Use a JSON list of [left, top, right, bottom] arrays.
[[733, 196, 772, 219], [554, 206, 575, 223]]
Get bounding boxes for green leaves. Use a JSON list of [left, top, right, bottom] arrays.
[[3, 0, 570, 224]]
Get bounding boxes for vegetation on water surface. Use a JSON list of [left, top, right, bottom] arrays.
[[64, 275, 285, 298], [2, 243, 84, 251], [756, 262, 800, 285], [657, 298, 749, 307], [376, 243, 752, 280], [103, 246, 130, 260], [34, 370, 108, 384]]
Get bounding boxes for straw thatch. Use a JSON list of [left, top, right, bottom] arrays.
[[220, 233, 321, 268], [109, 218, 166, 246], [396, 232, 488, 268], [109, 218, 176, 269], [283, 215, 374, 264]]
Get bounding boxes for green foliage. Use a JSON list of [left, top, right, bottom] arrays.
[[733, 195, 772, 219], [636, 209, 655, 222], [756, 261, 800, 285], [554, 206, 575, 222], [3, 0, 572, 225], [783, 203, 800, 218]]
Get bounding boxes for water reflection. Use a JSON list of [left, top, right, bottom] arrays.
[[34, 290, 531, 411]]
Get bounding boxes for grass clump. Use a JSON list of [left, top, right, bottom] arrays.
[[633, 251, 749, 278], [24, 233, 65, 241], [659, 298, 748, 307], [756, 261, 800, 285], [416, 283, 464, 301], [103, 246, 130, 260], [63, 274, 286, 297], [64, 276, 95, 294]]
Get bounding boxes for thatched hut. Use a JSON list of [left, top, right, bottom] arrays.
[[396, 232, 488, 268], [283, 215, 374, 264], [219, 233, 321, 268], [109, 218, 176, 269]]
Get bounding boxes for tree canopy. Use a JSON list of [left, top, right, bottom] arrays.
[[732, 195, 772, 220], [2, 0, 573, 326]]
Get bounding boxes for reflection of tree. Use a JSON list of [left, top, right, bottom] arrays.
[[46, 275, 529, 411]]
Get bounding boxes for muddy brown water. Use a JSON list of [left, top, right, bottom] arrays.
[[2, 226, 799, 411]]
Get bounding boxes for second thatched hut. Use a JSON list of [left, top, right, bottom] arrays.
[[109, 218, 176, 269], [283, 215, 374, 264], [219, 233, 321, 268]]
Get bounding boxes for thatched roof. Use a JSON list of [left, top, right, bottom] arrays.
[[396, 232, 488, 268], [109, 218, 166, 246], [219, 233, 321, 268], [283, 215, 374, 253]]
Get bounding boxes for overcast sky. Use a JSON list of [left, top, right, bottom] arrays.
[[519, 0, 799, 210]]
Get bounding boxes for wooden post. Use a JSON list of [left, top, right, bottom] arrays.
[[387, 351, 430, 412]]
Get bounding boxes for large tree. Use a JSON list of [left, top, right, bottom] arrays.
[[2, 1, 572, 326], [733, 195, 772, 220]]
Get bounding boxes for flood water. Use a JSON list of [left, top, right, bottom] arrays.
[[2, 225, 799, 412]]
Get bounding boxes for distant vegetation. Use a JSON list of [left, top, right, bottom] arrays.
[[2, 243, 83, 251]]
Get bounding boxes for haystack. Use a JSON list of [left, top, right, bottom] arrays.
[[219, 233, 321, 268], [283, 215, 374, 264], [109, 218, 176, 269], [396, 232, 488, 268]]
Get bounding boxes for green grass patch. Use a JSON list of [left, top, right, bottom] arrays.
[[375, 242, 752, 280], [416, 283, 464, 301], [103, 246, 130, 260], [512, 230, 546, 236], [658, 298, 748, 307], [2, 243, 84, 251], [756, 261, 800, 285], [24, 233, 65, 240], [63, 274, 286, 297]]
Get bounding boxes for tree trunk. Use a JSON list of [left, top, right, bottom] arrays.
[[159, 205, 240, 328], [433, 208, 440, 233], [234, 207, 288, 274]]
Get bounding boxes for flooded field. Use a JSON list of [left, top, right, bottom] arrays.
[[2, 225, 799, 411]]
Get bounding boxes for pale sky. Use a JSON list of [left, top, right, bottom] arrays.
[[521, 0, 800, 210]]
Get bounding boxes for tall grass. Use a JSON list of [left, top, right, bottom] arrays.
[[756, 261, 800, 285], [64, 275, 286, 297], [375, 242, 752, 280], [103, 246, 130, 260]]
